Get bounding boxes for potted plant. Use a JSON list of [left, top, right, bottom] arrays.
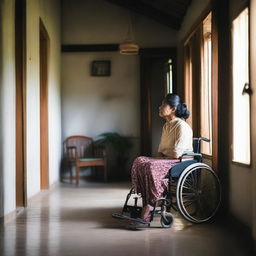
[[95, 132, 133, 180]]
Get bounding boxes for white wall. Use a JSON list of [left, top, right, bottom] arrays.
[[0, 0, 61, 217], [0, 0, 16, 216], [62, 52, 140, 139], [61, 0, 177, 141], [26, 0, 62, 198], [40, 0, 62, 185]]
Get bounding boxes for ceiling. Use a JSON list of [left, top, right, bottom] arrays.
[[106, 0, 192, 30]]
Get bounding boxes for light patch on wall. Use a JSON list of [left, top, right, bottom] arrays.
[[62, 52, 140, 139], [102, 93, 126, 101]]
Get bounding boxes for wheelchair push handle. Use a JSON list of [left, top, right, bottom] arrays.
[[195, 137, 210, 143], [180, 137, 211, 162]]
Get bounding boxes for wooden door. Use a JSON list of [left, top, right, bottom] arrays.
[[40, 20, 49, 189]]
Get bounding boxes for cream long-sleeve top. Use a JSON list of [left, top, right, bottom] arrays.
[[158, 117, 193, 158]]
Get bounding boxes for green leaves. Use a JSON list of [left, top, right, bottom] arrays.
[[96, 132, 133, 154]]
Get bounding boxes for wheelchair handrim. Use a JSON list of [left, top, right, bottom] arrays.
[[176, 163, 221, 223]]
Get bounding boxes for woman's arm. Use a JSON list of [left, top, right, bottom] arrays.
[[172, 123, 192, 158]]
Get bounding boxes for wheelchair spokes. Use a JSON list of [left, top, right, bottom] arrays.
[[177, 164, 221, 223], [113, 152, 221, 228]]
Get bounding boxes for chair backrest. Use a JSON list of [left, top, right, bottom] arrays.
[[64, 136, 93, 159], [193, 137, 210, 153]]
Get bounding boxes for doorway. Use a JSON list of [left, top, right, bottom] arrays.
[[39, 19, 49, 189], [140, 48, 177, 156]]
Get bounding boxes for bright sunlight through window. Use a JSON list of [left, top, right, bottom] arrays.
[[166, 59, 173, 94], [232, 8, 250, 165], [201, 13, 212, 156]]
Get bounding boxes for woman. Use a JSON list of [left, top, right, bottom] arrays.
[[131, 93, 193, 222]]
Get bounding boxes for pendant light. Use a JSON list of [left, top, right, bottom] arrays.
[[119, 12, 139, 55]]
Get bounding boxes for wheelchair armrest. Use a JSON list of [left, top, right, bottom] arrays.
[[180, 152, 202, 162]]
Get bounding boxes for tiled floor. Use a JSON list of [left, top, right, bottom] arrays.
[[0, 182, 255, 256]]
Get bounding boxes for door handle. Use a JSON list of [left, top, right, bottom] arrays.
[[242, 83, 252, 95]]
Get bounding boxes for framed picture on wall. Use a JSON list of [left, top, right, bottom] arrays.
[[91, 60, 111, 76]]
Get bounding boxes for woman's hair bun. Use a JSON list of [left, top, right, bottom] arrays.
[[164, 94, 190, 119], [175, 103, 190, 119]]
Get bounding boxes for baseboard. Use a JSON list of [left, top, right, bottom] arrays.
[[0, 207, 24, 225], [27, 180, 59, 204], [1, 181, 59, 224]]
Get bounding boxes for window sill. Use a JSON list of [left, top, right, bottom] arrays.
[[231, 160, 251, 168]]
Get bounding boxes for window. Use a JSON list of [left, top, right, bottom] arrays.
[[166, 59, 173, 94], [183, 12, 214, 152], [232, 8, 250, 164], [200, 13, 212, 155], [184, 44, 193, 127]]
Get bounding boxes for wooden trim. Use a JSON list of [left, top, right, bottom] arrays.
[[211, 0, 231, 212], [182, 3, 212, 46], [62, 44, 119, 52], [231, 161, 251, 168], [183, 27, 202, 136], [39, 19, 50, 189], [15, 0, 27, 207], [62, 45, 177, 55], [64, 135, 93, 142], [77, 160, 105, 167], [211, 5, 219, 172]]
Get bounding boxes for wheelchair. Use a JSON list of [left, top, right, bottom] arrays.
[[112, 137, 221, 228]]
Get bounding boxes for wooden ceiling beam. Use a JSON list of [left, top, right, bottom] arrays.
[[106, 0, 181, 30]]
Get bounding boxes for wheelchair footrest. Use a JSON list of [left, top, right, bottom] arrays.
[[112, 213, 150, 225]]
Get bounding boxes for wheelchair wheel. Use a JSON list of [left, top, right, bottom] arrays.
[[176, 163, 221, 223], [160, 212, 173, 228]]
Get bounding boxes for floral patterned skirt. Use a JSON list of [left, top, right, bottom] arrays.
[[131, 156, 179, 206]]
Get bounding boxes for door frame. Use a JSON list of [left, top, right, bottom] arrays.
[[39, 19, 50, 189], [139, 48, 177, 156]]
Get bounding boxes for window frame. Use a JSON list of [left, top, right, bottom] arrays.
[[200, 12, 213, 157], [183, 10, 214, 160]]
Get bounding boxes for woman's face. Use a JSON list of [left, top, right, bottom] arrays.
[[159, 101, 176, 118]]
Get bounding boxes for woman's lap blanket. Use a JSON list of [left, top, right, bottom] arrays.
[[131, 156, 179, 206]]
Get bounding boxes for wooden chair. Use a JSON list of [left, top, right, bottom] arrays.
[[63, 136, 107, 184]]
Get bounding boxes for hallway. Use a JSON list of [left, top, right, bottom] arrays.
[[0, 182, 254, 256]]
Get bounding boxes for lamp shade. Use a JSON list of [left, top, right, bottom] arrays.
[[119, 12, 139, 55], [119, 41, 139, 55]]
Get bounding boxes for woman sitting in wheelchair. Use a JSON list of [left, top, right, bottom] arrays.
[[131, 93, 193, 223], [113, 93, 220, 227]]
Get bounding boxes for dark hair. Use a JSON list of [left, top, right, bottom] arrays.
[[164, 93, 190, 119]]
